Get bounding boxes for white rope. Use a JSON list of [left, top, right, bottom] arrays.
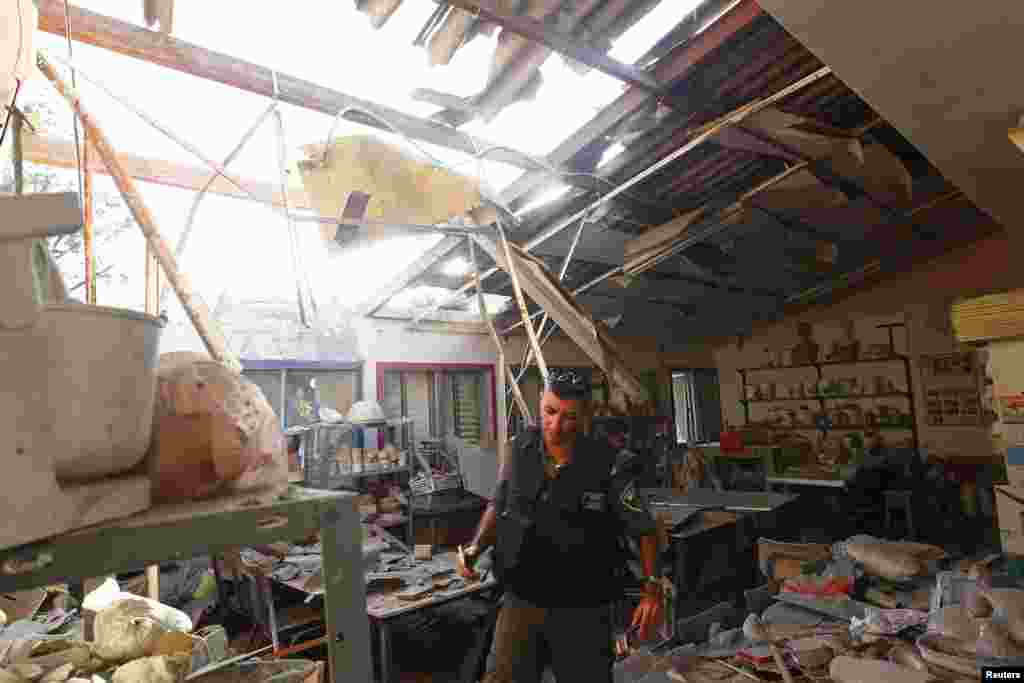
[[160, 100, 279, 311], [272, 69, 317, 327]]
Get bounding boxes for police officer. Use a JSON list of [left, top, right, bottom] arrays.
[[458, 371, 663, 682]]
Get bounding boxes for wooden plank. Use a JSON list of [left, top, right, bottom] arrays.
[[35, 0, 538, 172], [623, 163, 810, 277], [39, 55, 241, 372], [439, 0, 664, 93], [488, 239, 647, 403], [623, 207, 706, 263], [21, 132, 307, 208], [468, 241, 532, 423]]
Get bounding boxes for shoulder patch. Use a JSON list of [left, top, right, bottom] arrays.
[[620, 481, 644, 513]]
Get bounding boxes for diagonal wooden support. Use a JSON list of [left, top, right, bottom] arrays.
[[494, 219, 549, 384], [467, 239, 532, 425], [39, 54, 241, 372], [484, 235, 647, 404]]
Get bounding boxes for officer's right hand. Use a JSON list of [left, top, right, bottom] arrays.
[[457, 544, 480, 579]]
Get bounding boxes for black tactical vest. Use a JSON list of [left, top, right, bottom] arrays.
[[494, 428, 624, 605]]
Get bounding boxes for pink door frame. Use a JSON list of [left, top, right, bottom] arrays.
[[374, 362, 498, 448]]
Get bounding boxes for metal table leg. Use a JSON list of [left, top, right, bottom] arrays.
[[379, 619, 395, 683], [321, 495, 373, 683]]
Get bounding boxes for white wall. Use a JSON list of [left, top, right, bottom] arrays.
[[353, 317, 507, 447]]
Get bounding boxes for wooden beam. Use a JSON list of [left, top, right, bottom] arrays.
[[39, 54, 241, 372], [21, 132, 308, 207], [439, 0, 664, 93], [359, 235, 465, 317], [36, 0, 539, 172], [483, 235, 647, 403]]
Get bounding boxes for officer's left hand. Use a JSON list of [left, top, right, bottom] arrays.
[[631, 586, 664, 641]]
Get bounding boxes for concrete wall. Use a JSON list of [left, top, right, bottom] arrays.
[[713, 232, 1021, 459]]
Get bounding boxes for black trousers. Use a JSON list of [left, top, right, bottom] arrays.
[[483, 592, 613, 683]]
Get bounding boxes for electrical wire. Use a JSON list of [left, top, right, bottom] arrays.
[[47, 52, 257, 202], [0, 79, 21, 149], [272, 70, 317, 327], [160, 100, 280, 311]]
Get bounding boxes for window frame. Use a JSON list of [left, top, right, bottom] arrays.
[[375, 362, 498, 448], [241, 360, 364, 429]]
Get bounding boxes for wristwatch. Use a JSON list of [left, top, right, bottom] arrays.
[[461, 544, 481, 564], [641, 576, 663, 595]]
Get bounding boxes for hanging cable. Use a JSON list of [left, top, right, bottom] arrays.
[[272, 70, 316, 327], [161, 100, 280, 312]]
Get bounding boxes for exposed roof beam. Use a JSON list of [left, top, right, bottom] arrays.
[[36, 0, 542, 172], [399, 66, 831, 324], [22, 132, 306, 207], [734, 123, 935, 239], [439, 0, 664, 94], [498, 0, 764, 206], [395, 0, 763, 299], [358, 235, 465, 317]]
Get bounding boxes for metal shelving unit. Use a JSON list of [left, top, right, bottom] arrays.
[[738, 353, 920, 450], [0, 487, 372, 682]]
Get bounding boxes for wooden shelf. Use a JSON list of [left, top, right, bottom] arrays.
[[757, 424, 913, 432], [0, 487, 355, 592], [740, 356, 908, 373], [741, 392, 910, 404]]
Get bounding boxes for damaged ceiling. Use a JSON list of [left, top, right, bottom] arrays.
[[364, 0, 1004, 344], [33, 0, 1011, 349]]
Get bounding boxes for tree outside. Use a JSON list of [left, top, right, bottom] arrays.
[[1, 99, 135, 298]]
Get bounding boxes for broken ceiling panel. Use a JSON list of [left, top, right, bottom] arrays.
[[753, 167, 847, 212]]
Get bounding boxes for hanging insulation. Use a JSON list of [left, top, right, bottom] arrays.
[[298, 135, 483, 246]]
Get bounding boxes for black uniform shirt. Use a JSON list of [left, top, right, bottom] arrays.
[[494, 431, 656, 607]]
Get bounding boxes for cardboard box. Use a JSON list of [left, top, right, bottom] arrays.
[[995, 485, 1024, 553], [1006, 447, 1024, 489]]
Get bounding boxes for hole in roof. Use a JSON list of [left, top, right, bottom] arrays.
[[598, 142, 627, 168], [609, 0, 710, 65], [514, 185, 572, 217], [442, 256, 471, 277], [461, 60, 622, 158], [385, 286, 509, 318]]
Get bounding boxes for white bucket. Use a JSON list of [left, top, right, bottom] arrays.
[[3, 303, 164, 482]]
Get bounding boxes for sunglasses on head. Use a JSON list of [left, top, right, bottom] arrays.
[[546, 370, 589, 394]]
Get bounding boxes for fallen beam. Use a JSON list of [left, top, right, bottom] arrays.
[[404, 66, 832, 325], [36, 0, 541, 172], [481, 235, 647, 404], [39, 54, 240, 371]]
